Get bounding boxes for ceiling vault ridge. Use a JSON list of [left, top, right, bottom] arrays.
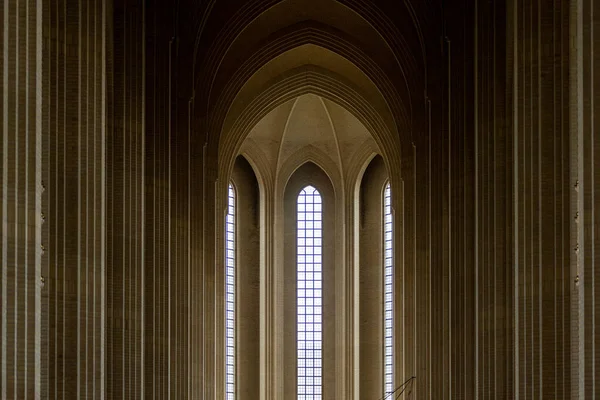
[[275, 96, 301, 172], [318, 96, 345, 178]]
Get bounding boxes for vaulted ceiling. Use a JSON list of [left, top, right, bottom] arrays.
[[171, 0, 441, 153], [242, 93, 378, 182], [164, 0, 443, 189]]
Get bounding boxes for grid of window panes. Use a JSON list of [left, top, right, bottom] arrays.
[[297, 186, 323, 400], [383, 183, 394, 396], [226, 184, 236, 399]]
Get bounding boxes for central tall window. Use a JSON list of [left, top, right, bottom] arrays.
[[226, 183, 236, 399], [297, 185, 323, 399], [383, 183, 393, 395]]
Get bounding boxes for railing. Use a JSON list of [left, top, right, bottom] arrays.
[[377, 376, 416, 400]]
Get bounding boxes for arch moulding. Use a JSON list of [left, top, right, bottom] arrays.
[[206, 22, 413, 139], [216, 65, 404, 208]]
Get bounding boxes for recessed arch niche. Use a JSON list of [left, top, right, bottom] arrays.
[[212, 24, 410, 399], [283, 162, 336, 400], [230, 155, 261, 400]]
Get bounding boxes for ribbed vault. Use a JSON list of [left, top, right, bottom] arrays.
[[238, 93, 378, 196], [192, 0, 427, 127], [195, 1, 420, 213], [217, 64, 401, 203]]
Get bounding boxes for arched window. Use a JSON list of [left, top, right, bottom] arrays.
[[226, 183, 236, 399], [297, 185, 323, 399], [383, 183, 393, 395]]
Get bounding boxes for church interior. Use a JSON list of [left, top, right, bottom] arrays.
[[1, 0, 599, 398]]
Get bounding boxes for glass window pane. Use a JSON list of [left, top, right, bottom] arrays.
[[383, 183, 394, 395], [297, 185, 323, 399], [226, 184, 236, 399]]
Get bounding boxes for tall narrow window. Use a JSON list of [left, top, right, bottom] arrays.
[[383, 183, 394, 395], [297, 186, 323, 399], [226, 183, 236, 399]]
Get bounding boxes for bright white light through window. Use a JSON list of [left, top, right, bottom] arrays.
[[226, 184, 236, 400], [383, 183, 394, 395], [297, 185, 323, 400]]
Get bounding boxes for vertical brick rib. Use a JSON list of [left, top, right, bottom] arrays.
[[577, 0, 600, 397], [1, 1, 43, 398], [106, 1, 145, 397], [41, 0, 107, 397]]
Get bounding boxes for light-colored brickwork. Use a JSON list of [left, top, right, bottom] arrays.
[[1, 0, 599, 398], [1, 1, 43, 397], [40, 0, 108, 397]]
